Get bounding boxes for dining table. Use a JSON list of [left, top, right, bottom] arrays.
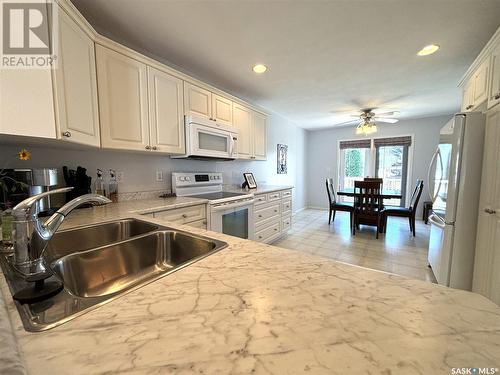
[[336, 190, 402, 200]]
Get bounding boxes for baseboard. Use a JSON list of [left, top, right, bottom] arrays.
[[305, 206, 328, 211]]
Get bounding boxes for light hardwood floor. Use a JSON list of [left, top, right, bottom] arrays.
[[273, 209, 436, 283]]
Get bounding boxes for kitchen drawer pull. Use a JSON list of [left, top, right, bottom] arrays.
[[145, 145, 151, 150], [466, 104, 473, 110], [258, 214, 262, 218], [62, 131, 71, 138], [274, 228, 278, 231], [152, 146, 158, 151], [274, 209, 278, 213], [495, 93, 500, 100], [182, 214, 188, 218], [484, 208, 497, 214]]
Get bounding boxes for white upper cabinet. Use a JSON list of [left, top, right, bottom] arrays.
[[184, 82, 234, 125], [148, 67, 185, 154], [0, 69, 56, 139], [53, 8, 100, 146], [184, 82, 212, 120], [488, 43, 500, 109], [0, 2, 55, 139], [233, 104, 252, 159], [212, 94, 233, 126], [462, 58, 490, 112], [461, 80, 475, 112], [252, 111, 267, 160], [473, 59, 490, 106], [96, 45, 150, 151]]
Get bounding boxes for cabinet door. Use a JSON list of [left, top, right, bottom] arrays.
[[233, 103, 252, 159], [212, 94, 233, 126], [252, 111, 267, 160], [96, 45, 150, 151], [53, 8, 100, 146], [473, 109, 500, 302], [461, 80, 474, 112], [488, 44, 500, 109], [0, 2, 55, 139], [184, 82, 212, 119], [148, 67, 185, 154], [473, 59, 489, 106]]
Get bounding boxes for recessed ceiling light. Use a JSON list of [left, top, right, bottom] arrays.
[[417, 44, 440, 56], [252, 64, 267, 73]]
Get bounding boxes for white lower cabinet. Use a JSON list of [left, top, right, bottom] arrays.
[[151, 204, 207, 229], [254, 189, 292, 243]]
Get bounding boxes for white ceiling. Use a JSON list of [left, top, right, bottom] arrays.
[[71, 0, 500, 129]]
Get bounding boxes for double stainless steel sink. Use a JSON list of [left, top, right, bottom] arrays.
[[0, 218, 227, 331]]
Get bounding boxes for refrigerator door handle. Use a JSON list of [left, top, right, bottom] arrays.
[[429, 213, 446, 229], [427, 148, 443, 203]]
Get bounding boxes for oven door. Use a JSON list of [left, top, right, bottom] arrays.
[[210, 200, 254, 240], [188, 123, 237, 159]]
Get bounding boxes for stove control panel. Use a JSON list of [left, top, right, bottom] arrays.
[[172, 172, 223, 192]]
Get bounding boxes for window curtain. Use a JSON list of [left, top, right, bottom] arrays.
[[339, 139, 371, 149], [373, 136, 412, 147]]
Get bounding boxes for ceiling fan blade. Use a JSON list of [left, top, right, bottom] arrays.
[[373, 111, 400, 117], [333, 119, 360, 126], [374, 117, 399, 124]]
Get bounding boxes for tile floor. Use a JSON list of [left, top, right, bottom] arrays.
[[273, 208, 436, 283]]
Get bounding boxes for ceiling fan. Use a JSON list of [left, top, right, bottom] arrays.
[[333, 108, 400, 135]]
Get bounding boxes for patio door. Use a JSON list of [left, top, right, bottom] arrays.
[[374, 136, 411, 207], [338, 139, 371, 202]]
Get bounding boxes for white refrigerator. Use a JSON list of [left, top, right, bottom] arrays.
[[427, 112, 485, 290]]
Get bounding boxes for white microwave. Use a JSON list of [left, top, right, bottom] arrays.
[[172, 116, 238, 160]]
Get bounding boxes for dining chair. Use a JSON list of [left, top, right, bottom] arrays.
[[382, 179, 424, 237], [353, 180, 383, 238], [326, 178, 354, 230]]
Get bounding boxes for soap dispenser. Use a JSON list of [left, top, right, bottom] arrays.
[[108, 169, 118, 203], [94, 169, 107, 197]]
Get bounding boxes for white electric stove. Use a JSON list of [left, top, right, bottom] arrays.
[[172, 172, 254, 240]]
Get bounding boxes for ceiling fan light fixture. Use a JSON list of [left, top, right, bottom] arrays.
[[356, 121, 377, 136], [417, 44, 440, 56]]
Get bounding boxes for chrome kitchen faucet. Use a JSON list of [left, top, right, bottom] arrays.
[[11, 187, 111, 281]]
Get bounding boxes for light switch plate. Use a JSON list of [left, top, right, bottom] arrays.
[[156, 170, 163, 182]]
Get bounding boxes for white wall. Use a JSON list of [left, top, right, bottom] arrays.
[[0, 113, 308, 212], [306, 114, 452, 215]]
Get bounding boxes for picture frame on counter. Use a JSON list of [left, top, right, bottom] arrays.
[[242, 172, 257, 189]]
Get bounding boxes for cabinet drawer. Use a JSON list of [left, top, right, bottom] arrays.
[[267, 191, 281, 202], [254, 194, 267, 206], [186, 218, 207, 229], [282, 198, 292, 214], [281, 189, 292, 198], [152, 204, 206, 224], [255, 222, 280, 242], [282, 216, 292, 232], [255, 203, 280, 223]]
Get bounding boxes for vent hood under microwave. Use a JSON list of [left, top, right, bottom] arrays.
[[171, 116, 238, 161]]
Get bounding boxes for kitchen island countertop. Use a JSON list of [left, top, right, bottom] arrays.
[[224, 184, 293, 195], [1, 198, 500, 374]]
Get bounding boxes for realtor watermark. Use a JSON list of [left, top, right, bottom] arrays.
[[0, 0, 58, 68], [451, 368, 499, 375]]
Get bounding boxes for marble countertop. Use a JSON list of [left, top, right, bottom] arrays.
[[1, 198, 500, 374], [225, 184, 293, 195]]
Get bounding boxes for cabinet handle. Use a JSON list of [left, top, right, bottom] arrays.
[[274, 228, 278, 231], [145, 145, 151, 150], [182, 214, 188, 218], [258, 214, 262, 218], [274, 209, 278, 213], [484, 208, 497, 214], [62, 131, 71, 138], [258, 236, 262, 239], [152, 146, 158, 151], [466, 105, 473, 110], [495, 93, 500, 100]]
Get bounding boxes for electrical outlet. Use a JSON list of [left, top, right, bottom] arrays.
[[116, 171, 124, 182], [156, 170, 163, 182]]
